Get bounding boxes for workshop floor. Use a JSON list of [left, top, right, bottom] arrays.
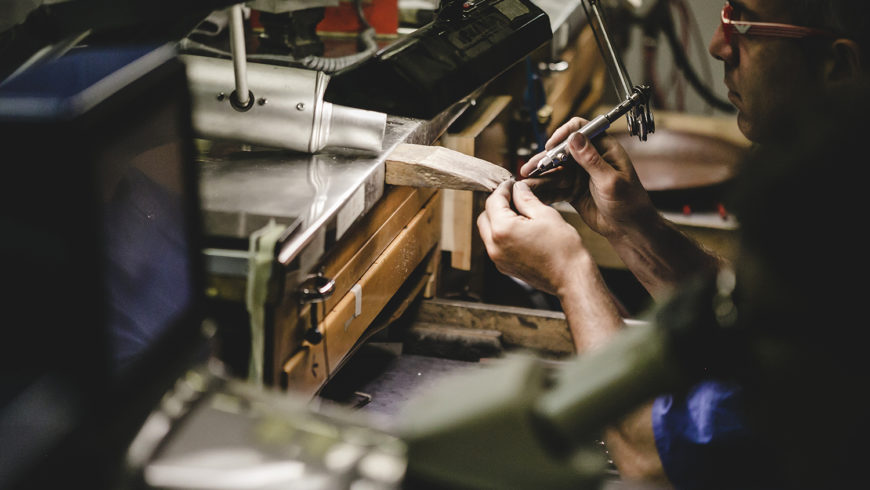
[[318, 341, 656, 490], [318, 341, 483, 416]]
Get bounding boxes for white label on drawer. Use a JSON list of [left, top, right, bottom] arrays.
[[337, 185, 365, 239], [351, 284, 363, 318], [344, 284, 363, 332]]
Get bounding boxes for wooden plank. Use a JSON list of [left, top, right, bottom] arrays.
[[441, 188, 474, 270], [386, 143, 513, 192], [423, 243, 441, 299], [574, 64, 608, 122], [282, 191, 442, 395], [448, 95, 514, 142], [543, 24, 608, 134], [414, 298, 575, 358], [403, 323, 504, 361]]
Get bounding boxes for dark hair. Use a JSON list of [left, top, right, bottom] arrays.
[[791, 0, 870, 52]]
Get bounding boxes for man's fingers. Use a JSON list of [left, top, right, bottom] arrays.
[[520, 152, 545, 177], [511, 180, 554, 220], [567, 132, 614, 181], [519, 117, 590, 177], [484, 179, 518, 219], [547, 117, 586, 150], [476, 210, 493, 248]]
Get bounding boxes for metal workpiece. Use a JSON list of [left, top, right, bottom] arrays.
[[181, 54, 386, 153]]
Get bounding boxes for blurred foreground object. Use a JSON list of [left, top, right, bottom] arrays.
[[0, 43, 208, 489]]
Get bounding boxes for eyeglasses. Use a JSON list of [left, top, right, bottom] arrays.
[[720, 1, 836, 44]]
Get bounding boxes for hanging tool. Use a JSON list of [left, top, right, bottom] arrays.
[[528, 85, 651, 177], [529, 0, 654, 177], [584, 0, 654, 140]]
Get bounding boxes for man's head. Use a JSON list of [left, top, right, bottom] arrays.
[[709, 0, 870, 144]]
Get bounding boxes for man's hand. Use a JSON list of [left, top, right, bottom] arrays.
[[521, 117, 658, 241], [477, 180, 591, 297], [522, 117, 719, 299]]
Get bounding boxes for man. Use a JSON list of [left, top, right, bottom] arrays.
[[721, 103, 870, 489], [477, 1, 869, 488]]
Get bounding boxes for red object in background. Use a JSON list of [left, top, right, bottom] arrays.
[[319, 0, 398, 36]]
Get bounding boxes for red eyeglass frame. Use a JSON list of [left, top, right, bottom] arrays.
[[721, 2, 836, 43]]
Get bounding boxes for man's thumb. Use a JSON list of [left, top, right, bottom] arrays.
[[512, 180, 550, 218]]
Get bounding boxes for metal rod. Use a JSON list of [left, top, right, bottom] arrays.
[[582, 0, 634, 100], [229, 4, 250, 106], [528, 86, 650, 177]]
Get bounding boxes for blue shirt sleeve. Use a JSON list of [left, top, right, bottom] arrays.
[[652, 380, 779, 490]]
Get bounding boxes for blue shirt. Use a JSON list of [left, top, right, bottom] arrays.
[[652, 380, 783, 490]]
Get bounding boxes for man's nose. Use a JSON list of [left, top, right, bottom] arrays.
[[709, 22, 734, 64]]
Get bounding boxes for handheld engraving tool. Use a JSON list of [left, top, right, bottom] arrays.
[[527, 85, 651, 178]]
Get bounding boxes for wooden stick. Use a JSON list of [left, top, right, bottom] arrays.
[[385, 143, 513, 192]]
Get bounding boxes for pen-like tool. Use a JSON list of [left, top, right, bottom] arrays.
[[527, 85, 652, 178]]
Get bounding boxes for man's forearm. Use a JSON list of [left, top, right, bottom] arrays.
[[608, 212, 721, 301], [556, 255, 670, 485], [603, 402, 671, 486], [556, 253, 625, 353]]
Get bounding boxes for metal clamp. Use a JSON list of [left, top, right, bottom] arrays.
[[299, 273, 336, 344]]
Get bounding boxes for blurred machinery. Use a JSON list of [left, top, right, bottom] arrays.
[[250, 0, 339, 58]]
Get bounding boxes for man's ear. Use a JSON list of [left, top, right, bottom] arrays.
[[824, 38, 864, 88]]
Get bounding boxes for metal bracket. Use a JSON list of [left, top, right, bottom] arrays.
[[299, 272, 336, 344]]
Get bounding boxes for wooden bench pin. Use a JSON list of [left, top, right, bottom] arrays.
[[385, 143, 513, 192]]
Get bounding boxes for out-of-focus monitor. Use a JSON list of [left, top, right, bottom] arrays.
[[0, 43, 208, 489]]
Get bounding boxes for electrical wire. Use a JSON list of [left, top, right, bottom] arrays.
[[681, 0, 718, 114], [298, 0, 378, 73], [659, 0, 735, 113], [669, 0, 690, 111]]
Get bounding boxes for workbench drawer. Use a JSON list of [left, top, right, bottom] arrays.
[[281, 189, 442, 396]]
